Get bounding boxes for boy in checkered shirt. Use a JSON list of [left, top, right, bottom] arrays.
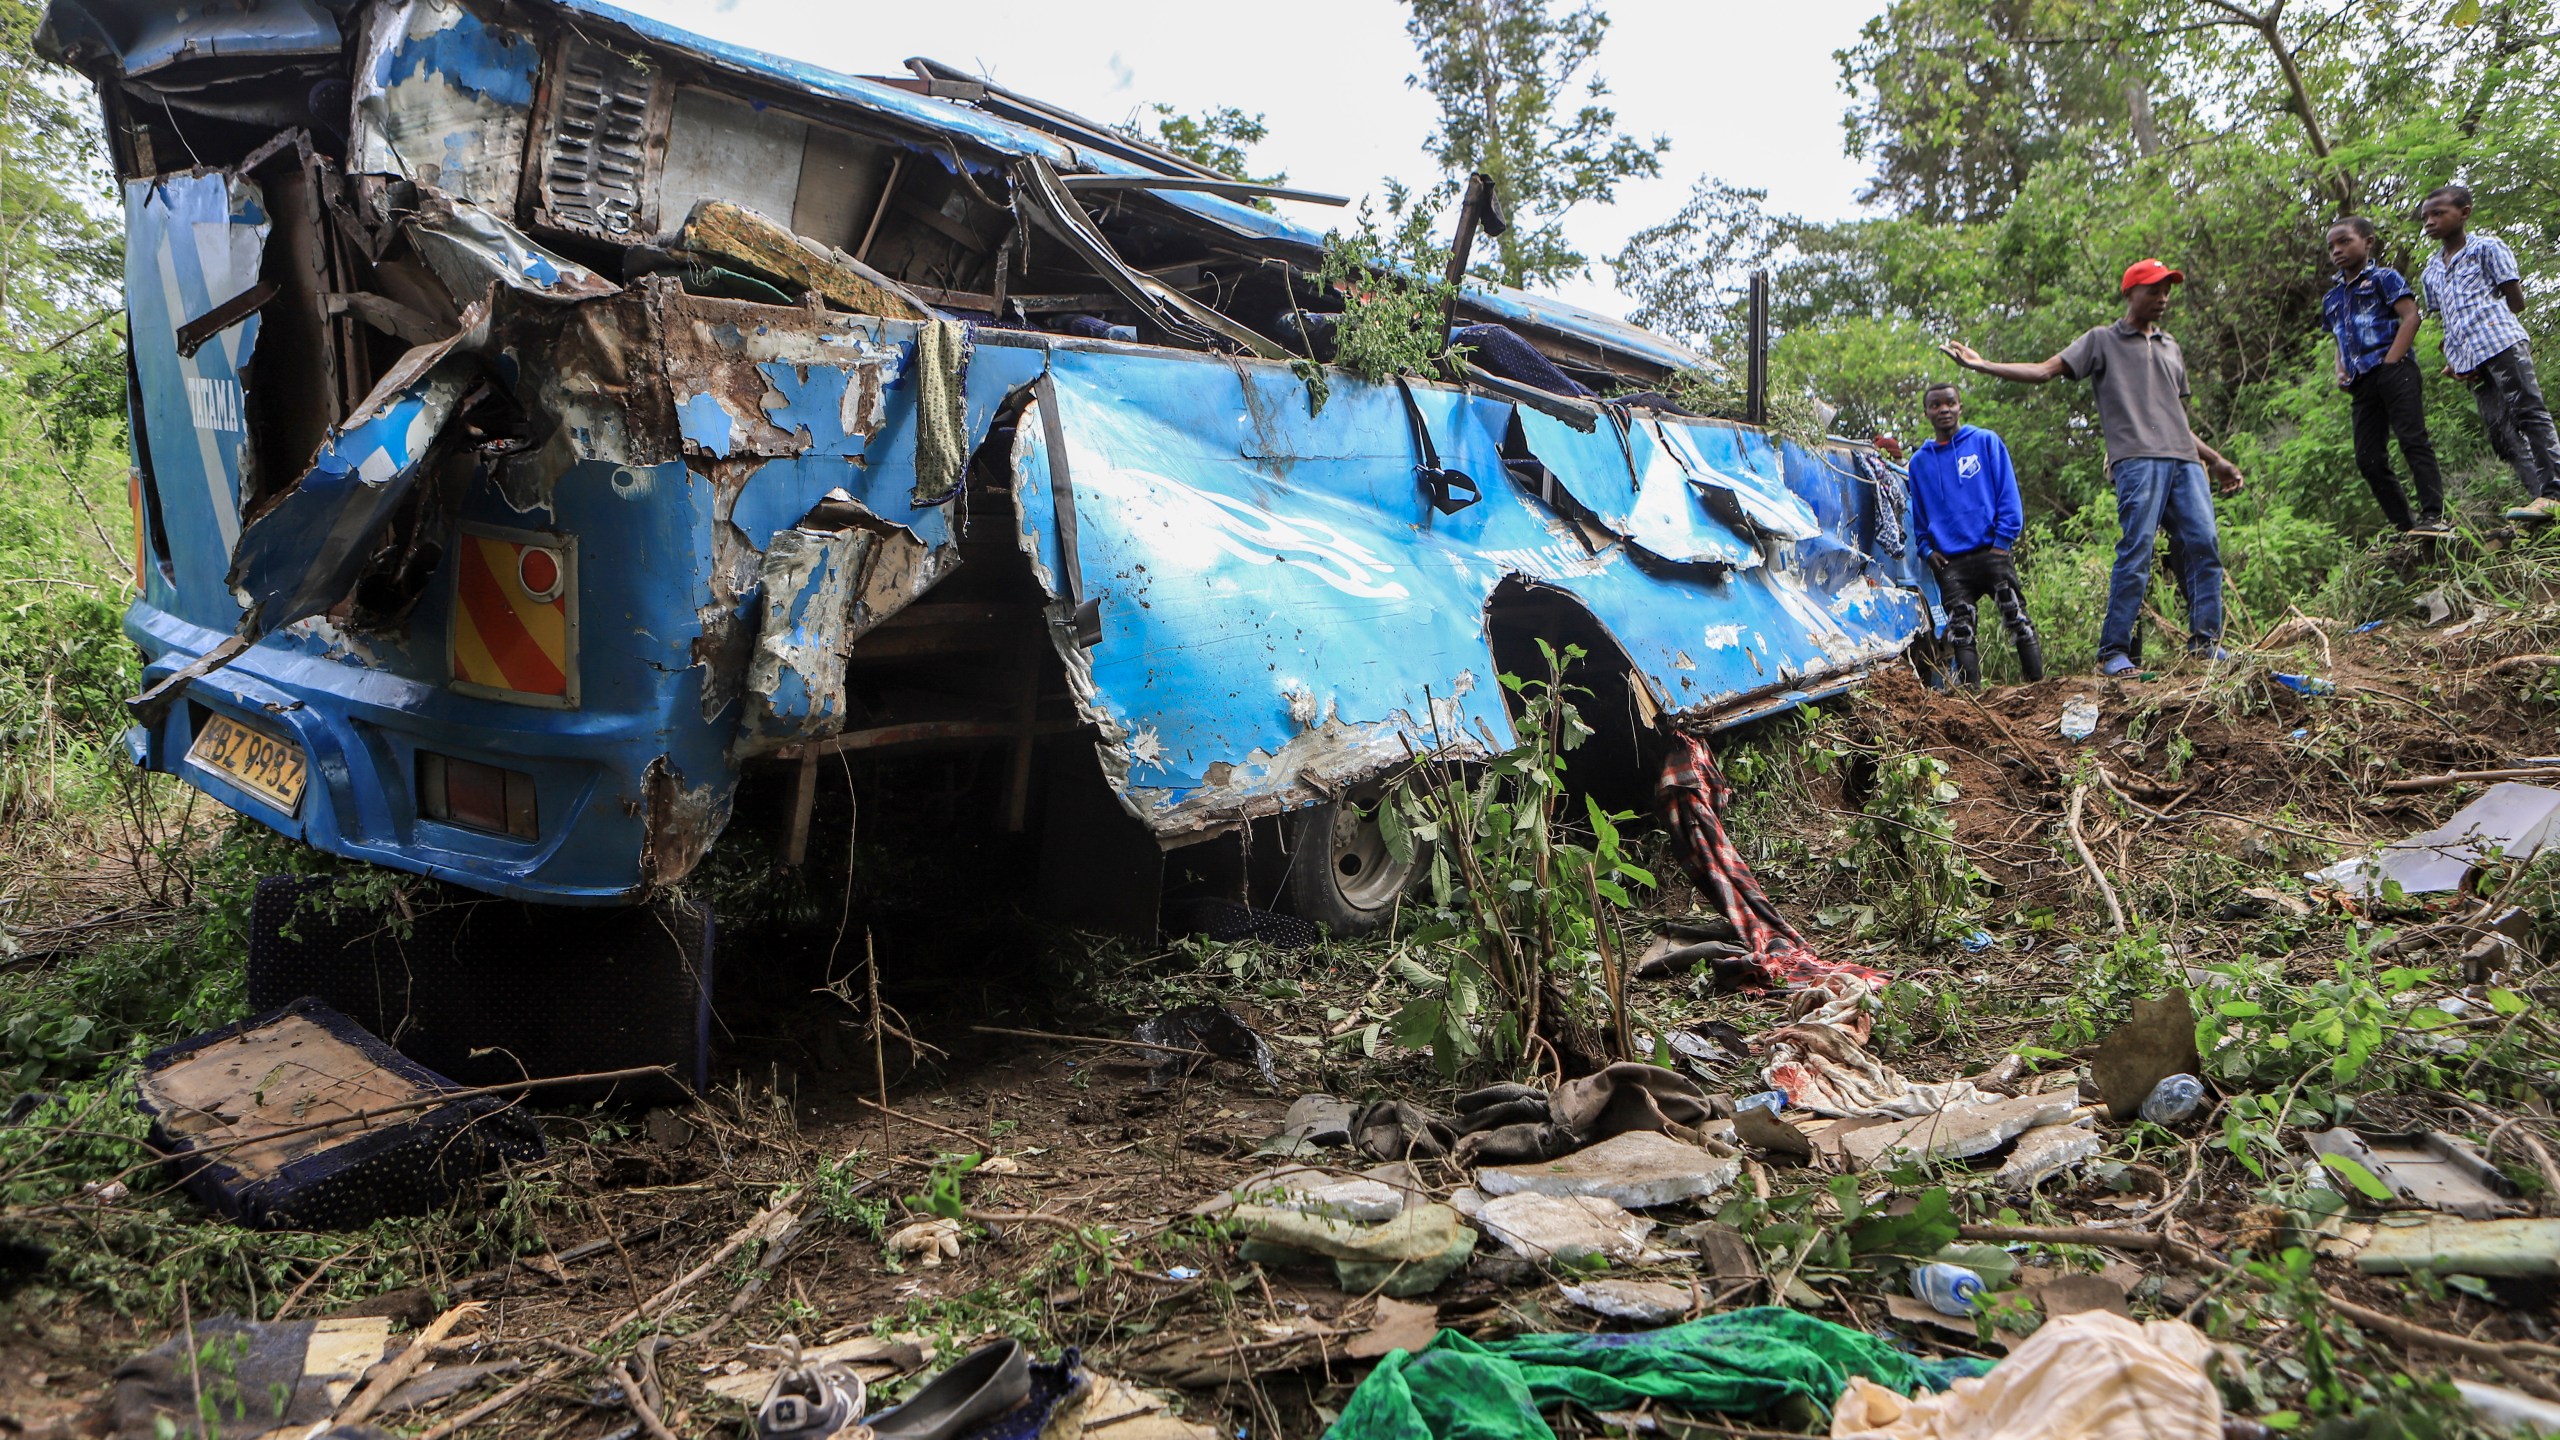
[[2420, 184, 2559, 522]]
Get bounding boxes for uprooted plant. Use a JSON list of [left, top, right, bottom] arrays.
[[1381, 641, 1656, 1078]]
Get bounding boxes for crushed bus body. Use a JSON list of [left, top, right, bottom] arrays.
[[46, 0, 1934, 933]]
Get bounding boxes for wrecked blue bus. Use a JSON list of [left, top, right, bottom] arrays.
[[45, 0, 1932, 944]]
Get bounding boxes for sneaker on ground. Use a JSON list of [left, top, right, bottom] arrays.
[[2506, 495, 2560, 522], [2410, 517, 2454, 536]]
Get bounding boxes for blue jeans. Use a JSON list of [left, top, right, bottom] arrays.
[[2101, 457, 2224, 660]]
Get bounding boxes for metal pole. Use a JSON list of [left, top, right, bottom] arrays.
[[1746, 269, 1770, 426]]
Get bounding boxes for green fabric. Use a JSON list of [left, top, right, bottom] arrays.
[[910, 318, 968, 505], [1324, 1306, 1993, 1440]]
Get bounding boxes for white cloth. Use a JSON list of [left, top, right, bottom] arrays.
[[1832, 1310, 2225, 1440]]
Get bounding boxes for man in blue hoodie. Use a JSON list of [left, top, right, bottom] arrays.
[[1908, 383, 2043, 685]]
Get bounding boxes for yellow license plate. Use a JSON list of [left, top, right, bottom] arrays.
[[187, 712, 308, 814]]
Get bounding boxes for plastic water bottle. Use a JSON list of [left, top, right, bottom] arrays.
[[2059, 697, 2099, 741], [1910, 1262, 1984, 1317], [2272, 673, 2337, 697], [2140, 1073, 2206, 1124], [1736, 1090, 1788, 1117]]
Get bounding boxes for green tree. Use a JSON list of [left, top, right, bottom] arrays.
[[1401, 0, 1667, 288], [1118, 103, 1285, 189], [1610, 177, 1783, 347], [0, 0, 120, 348]]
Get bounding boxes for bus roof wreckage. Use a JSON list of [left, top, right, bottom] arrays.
[[48, 0, 1935, 929]]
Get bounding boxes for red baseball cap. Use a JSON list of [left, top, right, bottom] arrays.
[[2121, 258, 2185, 292]]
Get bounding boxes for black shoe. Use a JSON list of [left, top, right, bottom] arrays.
[[866, 1340, 1032, 1440]]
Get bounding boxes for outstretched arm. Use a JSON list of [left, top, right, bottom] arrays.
[[1941, 340, 2067, 385]]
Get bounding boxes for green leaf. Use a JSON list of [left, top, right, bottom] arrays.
[[2443, 0, 2481, 24], [2487, 987, 2528, 1016], [2218, 1000, 2267, 1018], [1847, 1186, 1959, 1258], [2319, 1153, 2394, 1202], [1378, 792, 1414, 866]]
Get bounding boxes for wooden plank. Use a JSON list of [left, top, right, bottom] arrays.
[[677, 199, 933, 320]]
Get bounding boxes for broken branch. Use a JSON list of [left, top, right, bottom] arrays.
[[599, 1193, 799, 1336], [2379, 764, 2560, 793], [851, 1096, 991, 1150], [967, 1024, 1221, 1060], [415, 1361, 563, 1440], [611, 1360, 681, 1440], [2066, 785, 2130, 934], [335, 1302, 485, 1426]]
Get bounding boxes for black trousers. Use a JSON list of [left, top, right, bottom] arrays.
[[2347, 357, 2443, 529], [2469, 341, 2560, 501], [1935, 547, 2042, 684]]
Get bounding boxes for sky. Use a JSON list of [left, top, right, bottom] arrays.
[[611, 0, 1890, 318]]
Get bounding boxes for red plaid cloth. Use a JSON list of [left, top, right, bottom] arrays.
[[1656, 732, 1885, 988]]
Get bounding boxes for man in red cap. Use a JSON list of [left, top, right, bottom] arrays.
[[1941, 260, 2246, 677]]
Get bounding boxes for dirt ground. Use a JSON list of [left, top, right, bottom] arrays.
[[5, 535, 2560, 1439]]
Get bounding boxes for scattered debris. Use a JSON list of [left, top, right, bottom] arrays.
[[134, 998, 546, 1230], [2137, 1074, 2206, 1126], [1998, 1121, 2104, 1192], [1732, 1099, 1816, 1161], [1831, 1090, 2081, 1170], [2033, 1272, 2134, 1319], [2090, 992, 2202, 1124], [1559, 1278, 1694, 1326], [886, 1217, 964, 1267], [1264, 1094, 1357, 1155], [1833, 1311, 2228, 1440], [1132, 1005, 1279, 1091], [113, 1315, 391, 1440], [1333, 1308, 1991, 1437], [865, 1339, 1031, 1440], [2455, 1379, 2560, 1436], [2307, 1129, 2527, 1219], [2059, 696, 2100, 740], [1473, 1192, 1659, 1265], [1355, 1064, 1716, 1169], [1346, 1298, 1442, 1359], [2354, 1216, 2560, 1278], [1907, 1261, 1984, 1317], [2311, 782, 2560, 899], [1474, 1131, 1740, 1210], [1233, 1202, 1477, 1296], [707, 1337, 933, 1410]]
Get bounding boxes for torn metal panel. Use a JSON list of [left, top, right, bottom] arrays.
[[1510, 405, 1759, 571], [1011, 348, 1925, 839], [228, 306, 490, 635], [740, 527, 872, 754], [639, 756, 726, 889], [351, 0, 539, 205], [122, 172, 272, 621], [1653, 419, 1823, 543], [407, 191, 620, 302], [2317, 783, 2560, 898]]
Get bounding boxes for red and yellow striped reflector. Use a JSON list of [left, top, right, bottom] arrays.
[[452, 530, 570, 700]]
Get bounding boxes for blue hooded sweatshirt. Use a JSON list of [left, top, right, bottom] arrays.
[[1906, 424, 2024, 558]]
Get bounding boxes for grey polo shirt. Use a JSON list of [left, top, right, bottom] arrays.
[[2058, 320, 2200, 466]]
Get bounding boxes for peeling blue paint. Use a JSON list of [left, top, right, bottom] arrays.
[[386, 11, 539, 107]]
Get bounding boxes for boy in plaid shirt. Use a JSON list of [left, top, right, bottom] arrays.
[[2419, 185, 2559, 522]]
